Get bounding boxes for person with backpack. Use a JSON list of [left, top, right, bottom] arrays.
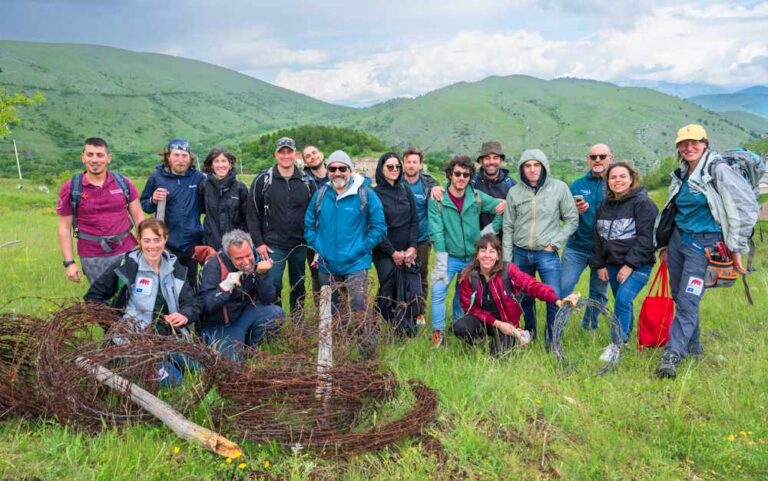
[[428, 155, 503, 348], [140, 138, 206, 289], [198, 147, 248, 250], [372, 152, 421, 336], [302, 144, 328, 303], [57, 137, 144, 283], [454, 235, 576, 356], [654, 124, 759, 379], [198, 229, 284, 361], [590, 161, 658, 364], [304, 150, 387, 358], [471, 141, 516, 240], [247, 137, 317, 314], [502, 149, 579, 347]]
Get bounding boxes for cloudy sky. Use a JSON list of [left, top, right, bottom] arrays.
[[2, 0, 767, 106]]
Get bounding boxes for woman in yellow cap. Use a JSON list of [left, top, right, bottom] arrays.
[[653, 124, 758, 378]]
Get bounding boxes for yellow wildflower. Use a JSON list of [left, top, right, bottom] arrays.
[[739, 431, 748, 437], [232, 451, 243, 459], [726, 434, 736, 442], [226, 457, 233, 464], [237, 463, 246, 469], [264, 460, 271, 469], [173, 447, 180, 455]]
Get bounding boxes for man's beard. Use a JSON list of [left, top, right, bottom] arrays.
[[332, 177, 348, 189]]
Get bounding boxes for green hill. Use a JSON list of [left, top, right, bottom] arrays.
[[1, 41, 766, 179], [0, 40, 351, 177], [343, 76, 767, 173]]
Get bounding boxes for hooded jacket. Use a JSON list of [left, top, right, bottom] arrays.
[[198, 170, 248, 250], [590, 187, 658, 269], [198, 247, 276, 328], [567, 170, 606, 253], [428, 184, 502, 261], [140, 165, 206, 255], [502, 154, 578, 261], [247, 166, 317, 250], [653, 150, 759, 253], [404, 171, 439, 243], [459, 262, 558, 328], [471, 167, 516, 231], [84, 249, 200, 331], [373, 154, 419, 258], [304, 173, 387, 276]]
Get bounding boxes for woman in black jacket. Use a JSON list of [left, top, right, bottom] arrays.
[[591, 161, 659, 362], [198, 147, 248, 250], [372, 152, 421, 336]]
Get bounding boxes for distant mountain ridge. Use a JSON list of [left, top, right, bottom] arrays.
[[1, 40, 766, 177], [689, 86, 768, 118]]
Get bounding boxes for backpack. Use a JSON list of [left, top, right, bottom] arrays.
[[255, 166, 315, 217], [313, 182, 369, 227], [712, 148, 766, 198], [70, 172, 131, 242], [192, 245, 233, 323]]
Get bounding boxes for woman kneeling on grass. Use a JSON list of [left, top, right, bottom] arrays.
[[590, 161, 658, 363], [454, 234, 576, 356]]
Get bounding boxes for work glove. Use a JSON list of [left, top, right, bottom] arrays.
[[431, 252, 449, 284], [219, 271, 243, 292], [480, 223, 497, 237]]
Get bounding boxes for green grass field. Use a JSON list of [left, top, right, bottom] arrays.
[[1, 178, 767, 480]]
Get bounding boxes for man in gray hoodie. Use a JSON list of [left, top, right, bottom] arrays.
[[502, 149, 578, 346]]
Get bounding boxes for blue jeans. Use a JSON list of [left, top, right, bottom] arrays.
[[268, 245, 307, 312], [430, 256, 470, 332], [666, 229, 720, 357], [560, 246, 608, 329], [606, 264, 651, 343], [513, 247, 561, 345], [318, 269, 377, 355], [199, 303, 284, 361]]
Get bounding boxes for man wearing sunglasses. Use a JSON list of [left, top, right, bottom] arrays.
[[428, 155, 503, 347], [140, 138, 206, 288], [502, 149, 578, 347], [472, 141, 514, 240], [304, 150, 387, 357], [560, 144, 612, 330]]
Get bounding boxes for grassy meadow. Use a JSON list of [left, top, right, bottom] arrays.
[[0, 178, 767, 480]]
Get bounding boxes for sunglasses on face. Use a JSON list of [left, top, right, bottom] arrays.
[[452, 171, 471, 178], [589, 154, 608, 161], [385, 164, 401, 172], [328, 165, 349, 173], [168, 139, 190, 152]]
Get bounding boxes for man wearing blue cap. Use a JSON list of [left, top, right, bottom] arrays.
[[140, 138, 206, 288]]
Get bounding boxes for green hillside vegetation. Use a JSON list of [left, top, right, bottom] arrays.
[[1, 41, 766, 181]]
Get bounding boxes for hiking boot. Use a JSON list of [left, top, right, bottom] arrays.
[[416, 314, 426, 326], [431, 330, 445, 348], [656, 350, 682, 379], [599, 343, 621, 363]]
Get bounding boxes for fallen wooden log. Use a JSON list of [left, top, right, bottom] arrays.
[[75, 356, 241, 458]]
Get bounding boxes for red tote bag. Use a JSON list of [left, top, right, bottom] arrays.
[[637, 260, 675, 351]]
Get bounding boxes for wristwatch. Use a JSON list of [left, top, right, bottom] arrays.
[[63, 260, 76, 268]]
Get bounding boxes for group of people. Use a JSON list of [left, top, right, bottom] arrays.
[[56, 123, 759, 378]]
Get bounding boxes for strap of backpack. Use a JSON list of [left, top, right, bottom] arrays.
[[70, 173, 84, 237], [314, 183, 328, 229], [260, 167, 274, 217], [216, 254, 231, 324]]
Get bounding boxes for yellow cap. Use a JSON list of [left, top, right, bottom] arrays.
[[675, 124, 708, 144]]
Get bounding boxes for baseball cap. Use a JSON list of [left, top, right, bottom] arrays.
[[168, 138, 190, 152], [275, 137, 297, 153], [675, 124, 708, 144]]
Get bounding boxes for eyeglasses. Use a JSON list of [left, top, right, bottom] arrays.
[[385, 164, 401, 172], [589, 154, 608, 161], [452, 171, 471, 178], [328, 165, 349, 173], [168, 139, 190, 152]]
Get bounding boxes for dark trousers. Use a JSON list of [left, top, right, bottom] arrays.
[[170, 249, 198, 291], [452, 314, 517, 356], [416, 241, 431, 315]]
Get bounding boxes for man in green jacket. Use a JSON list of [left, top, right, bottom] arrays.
[[502, 149, 578, 346], [428, 155, 503, 347]]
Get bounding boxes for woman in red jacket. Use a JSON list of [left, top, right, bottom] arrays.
[[454, 234, 575, 356]]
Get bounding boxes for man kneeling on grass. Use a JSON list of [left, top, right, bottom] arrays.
[[454, 234, 579, 357], [198, 229, 284, 361]]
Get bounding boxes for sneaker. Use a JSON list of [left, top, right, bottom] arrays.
[[431, 330, 445, 348], [599, 343, 621, 363], [416, 314, 426, 326], [656, 350, 682, 379]]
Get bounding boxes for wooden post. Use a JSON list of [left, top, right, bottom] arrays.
[[315, 285, 333, 400], [156, 198, 167, 222], [76, 357, 242, 458]]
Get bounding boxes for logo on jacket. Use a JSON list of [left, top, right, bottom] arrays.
[[135, 276, 153, 295], [685, 276, 704, 296]]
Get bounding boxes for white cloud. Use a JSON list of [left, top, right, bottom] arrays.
[[272, 1, 768, 106]]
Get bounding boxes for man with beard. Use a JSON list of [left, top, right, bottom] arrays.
[[471, 141, 514, 240], [302, 144, 329, 300], [304, 150, 387, 357], [57, 137, 144, 283], [560, 144, 611, 329]]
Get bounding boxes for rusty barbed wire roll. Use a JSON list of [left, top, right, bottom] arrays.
[[0, 313, 45, 418]]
